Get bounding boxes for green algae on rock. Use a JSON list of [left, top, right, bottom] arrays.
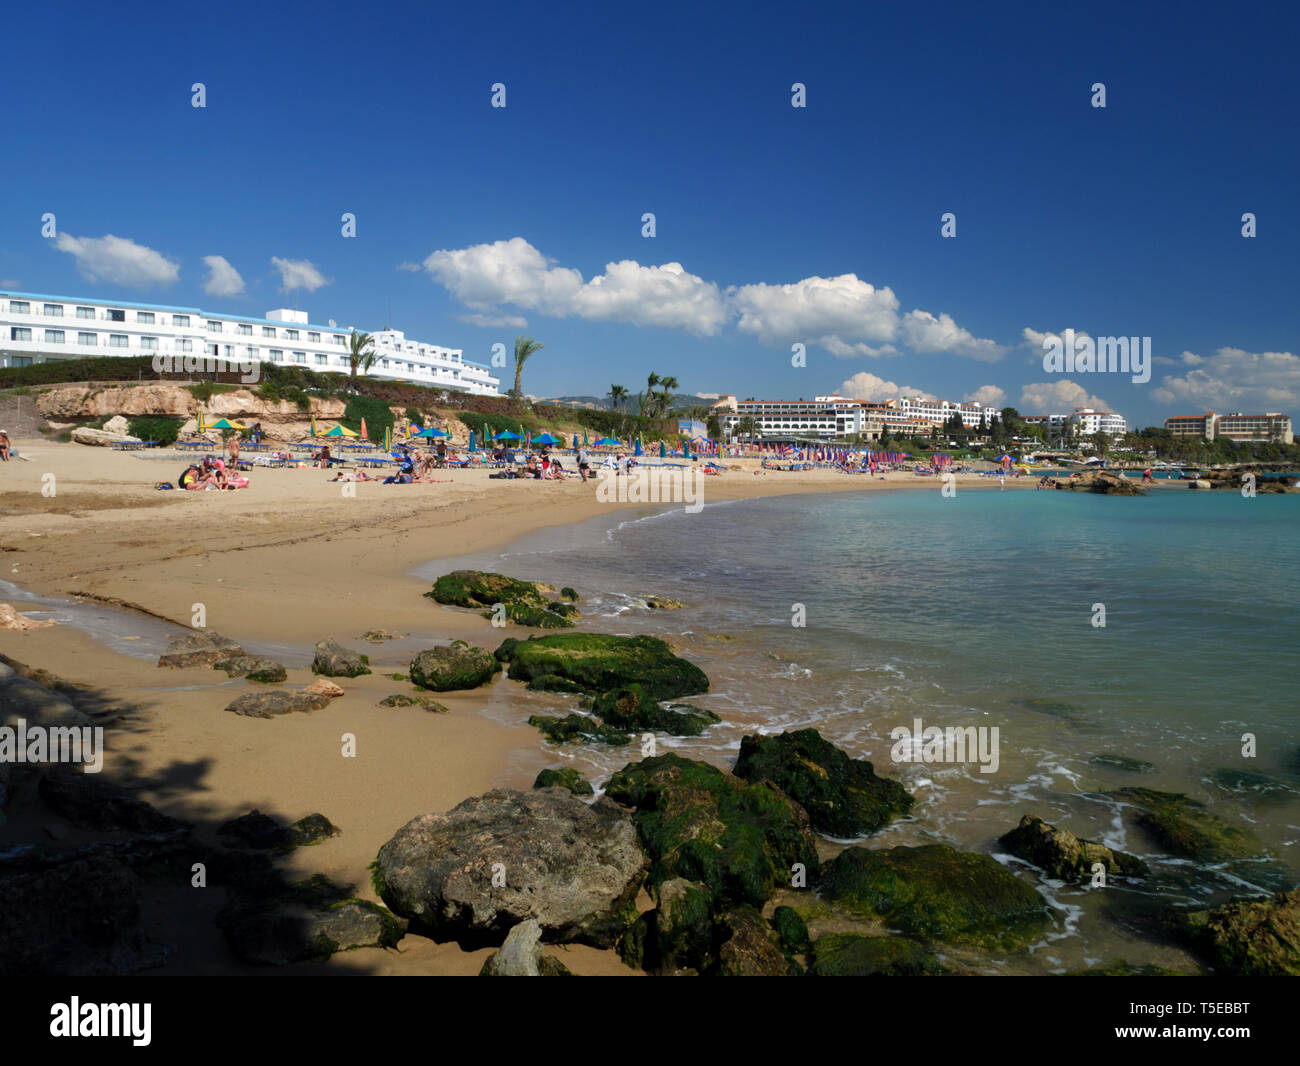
[[428, 569, 579, 628], [533, 767, 595, 796], [605, 753, 819, 909], [811, 932, 943, 976], [819, 843, 1049, 950], [1107, 787, 1263, 861], [495, 632, 708, 699], [1167, 889, 1300, 976], [528, 713, 631, 746], [1091, 753, 1155, 773], [409, 641, 501, 692], [733, 728, 914, 837], [999, 814, 1148, 881], [591, 684, 720, 737]]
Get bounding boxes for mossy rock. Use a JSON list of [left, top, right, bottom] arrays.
[[1167, 889, 1300, 976], [811, 933, 943, 976], [213, 656, 287, 684], [409, 642, 501, 692], [771, 905, 810, 954], [496, 633, 708, 699], [605, 753, 819, 909], [1209, 767, 1300, 803], [715, 905, 803, 976], [481, 603, 575, 629], [524, 673, 588, 694], [733, 728, 914, 837], [998, 814, 1148, 881], [427, 570, 549, 609], [652, 878, 717, 974], [1107, 787, 1264, 861], [591, 684, 721, 737], [528, 713, 631, 746], [559, 587, 579, 601], [819, 844, 1050, 950], [1091, 753, 1154, 773], [533, 768, 595, 796], [378, 693, 449, 712]]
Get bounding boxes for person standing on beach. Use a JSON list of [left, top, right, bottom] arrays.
[[576, 445, 590, 482], [229, 434, 240, 467]]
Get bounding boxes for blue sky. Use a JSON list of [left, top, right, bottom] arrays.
[[2, 0, 1297, 427]]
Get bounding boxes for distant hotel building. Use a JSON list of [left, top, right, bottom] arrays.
[[1022, 407, 1127, 439], [711, 394, 1000, 442], [1165, 411, 1293, 444], [0, 290, 501, 395]]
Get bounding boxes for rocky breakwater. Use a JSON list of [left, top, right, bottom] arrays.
[[1055, 470, 1145, 495]]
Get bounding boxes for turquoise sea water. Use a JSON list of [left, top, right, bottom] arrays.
[[433, 487, 1300, 971]]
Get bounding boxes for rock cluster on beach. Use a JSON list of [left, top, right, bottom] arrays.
[[158, 630, 245, 668], [312, 638, 371, 678], [1055, 469, 1145, 495]]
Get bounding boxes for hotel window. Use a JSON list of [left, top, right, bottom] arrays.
[[109, 334, 128, 348], [208, 320, 223, 332], [45, 329, 64, 343], [141, 336, 158, 350], [308, 332, 320, 343], [11, 356, 32, 366], [238, 323, 252, 336], [136, 311, 155, 324], [269, 349, 283, 361], [78, 332, 97, 346], [246, 347, 257, 359], [293, 351, 305, 363], [177, 338, 192, 352], [173, 314, 190, 327], [44, 304, 63, 317], [285, 330, 299, 341], [10, 327, 31, 341], [9, 301, 29, 314], [108, 308, 125, 322], [262, 326, 276, 338], [77, 306, 95, 319], [333, 335, 345, 346], [315, 354, 327, 365]]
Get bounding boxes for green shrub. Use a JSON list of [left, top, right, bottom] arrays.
[[342, 394, 395, 440], [127, 415, 184, 446]]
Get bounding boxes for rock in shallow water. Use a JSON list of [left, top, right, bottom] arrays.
[[999, 814, 1148, 881], [158, 630, 244, 668], [495, 633, 708, 700], [374, 788, 646, 947], [1168, 889, 1300, 976], [1107, 787, 1264, 861]]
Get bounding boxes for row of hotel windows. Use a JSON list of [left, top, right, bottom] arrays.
[[5, 302, 347, 345]]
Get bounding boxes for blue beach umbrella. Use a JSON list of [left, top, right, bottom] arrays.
[[572, 434, 580, 451], [533, 432, 560, 445], [493, 430, 522, 441], [468, 431, 477, 451], [659, 440, 666, 458], [594, 436, 620, 447], [634, 438, 643, 457], [415, 426, 449, 438]]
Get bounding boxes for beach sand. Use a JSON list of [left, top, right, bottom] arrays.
[[0, 438, 1031, 975]]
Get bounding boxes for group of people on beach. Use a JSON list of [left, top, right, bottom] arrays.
[[178, 455, 248, 491]]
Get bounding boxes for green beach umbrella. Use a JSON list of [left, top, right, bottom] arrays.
[[659, 440, 666, 458]]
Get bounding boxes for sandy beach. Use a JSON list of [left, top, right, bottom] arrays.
[[0, 437, 1030, 975]]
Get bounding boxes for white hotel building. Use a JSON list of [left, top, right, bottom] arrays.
[[0, 290, 501, 395], [714, 394, 1002, 441]]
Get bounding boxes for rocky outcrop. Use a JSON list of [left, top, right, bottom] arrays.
[[214, 655, 287, 683], [224, 690, 333, 718], [811, 933, 943, 976], [1167, 890, 1300, 976], [1107, 787, 1263, 861], [312, 639, 371, 678], [819, 843, 1050, 950], [533, 767, 595, 796], [158, 630, 245, 668], [733, 728, 914, 837], [373, 788, 646, 947], [590, 685, 721, 737], [216, 810, 340, 850], [495, 633, 709, 700], [478, 919, 572, 976], [716, 907, 802, 976], [0, 603, 57, 630], [1055, 470, 1145, 495], [1208, 767, 1300, 803], [999, 814, 1148, 881], [426, 570, 579, 628], [72, 426, 140, 447], [528, 713, 631, 746], [604, 753, 819, 908], [409, 641, 500, 691], [378, 693, 448, 712]]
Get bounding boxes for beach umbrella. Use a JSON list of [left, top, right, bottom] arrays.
[[572, 434, 579, 451], [493, 430, 521, 441], [583, 427, 589, 447], [659, 440, 666, 458], [207, 418, 246, 431], [320, 424, 360, 438], [197, 411, 207, 434], [634, 438, 643, 457], [469, 431, 477, 451], [534, 432, 560, 445], [360, 417, 368, 440], [310, 413, 317, 437], [383, 426, 392, 453], [594, 436, 620, 447], [415, 426, 449, 438]]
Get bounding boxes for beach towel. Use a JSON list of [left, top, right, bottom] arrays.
[[155, 482, 174, 490]]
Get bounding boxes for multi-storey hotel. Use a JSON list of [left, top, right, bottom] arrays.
[[710, 394, 999, 442], [1022, 407, 1127, 439], [1165, 411, 1293, 444], [0, 290, 501, 396]]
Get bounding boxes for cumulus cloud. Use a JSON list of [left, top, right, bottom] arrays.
[[53, 233, 179, 287], [202, 255, 245, 297], [1152, 348, 1300, 411], [1018, 379, 1115, 414], [420, 237, 726, 335], [730, 274, 900, 352], [821, 336, 899, 358], [837, 372, 935, 403], [964, 385, 1006, 407], [902, 310, 1004, 361], [457, 312, 529, 329], [271, 256, 330, 292]]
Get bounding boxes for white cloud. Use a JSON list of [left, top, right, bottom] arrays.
[[964, 385, 1006, 407], [53, 233, 179, 287], [1152, 348, 1300, 411], [901, 310, 1004, 361], [421, 238, 725, 335], [730, 274, 900, 351], [837, 372, 935, 403], [1018, 379, 1115, 414], [271, 256, 330, 292], [821, 336, 899, 358], [202, 255, 245, 297], [457, 312, 529, 329]]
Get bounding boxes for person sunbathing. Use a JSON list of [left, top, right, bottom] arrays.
[[0, 430, 10, 461]]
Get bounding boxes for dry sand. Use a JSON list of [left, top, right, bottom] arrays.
[[0, 437, 1024, 975]]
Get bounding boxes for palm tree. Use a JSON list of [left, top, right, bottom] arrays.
[[655, 376, 679, 420], [640, 372, 661, 417], [609, 385, 628, 412], [511, 336, 544, 399], [348, 331, 376, 378]]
